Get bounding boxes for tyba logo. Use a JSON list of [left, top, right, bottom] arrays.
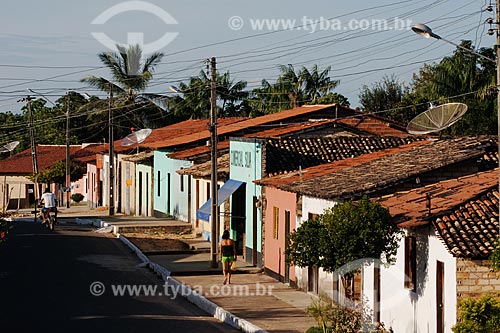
[[91, 1, 179, 54]]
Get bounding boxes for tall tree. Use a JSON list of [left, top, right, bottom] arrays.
[[170, 70, 248, 119], [81, 44, 168, 139], [410, 41, 496, 135], [301, 64, 339, 104]]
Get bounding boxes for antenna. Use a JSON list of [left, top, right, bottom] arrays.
[[406, 102, 468, 135], [0, 141, 20, 156], [120, 128, 152, 153]]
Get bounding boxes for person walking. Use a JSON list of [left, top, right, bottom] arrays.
[[219, 230, 237, 285]]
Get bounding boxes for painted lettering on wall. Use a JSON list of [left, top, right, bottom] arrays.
[[231, 150, 252, 168]]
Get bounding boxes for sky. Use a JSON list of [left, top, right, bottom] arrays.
[[0, 0, 493, 117]]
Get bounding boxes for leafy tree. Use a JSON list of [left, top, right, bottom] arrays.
[[452, 293, 500, 333], [36, 160, 86, 185], [286, 196, 403, 299], [306, 92, 350, 107], [247, 79, 290, 116], [410, 41, 496, 135], [171, 70, 249, 119], [359, 75, 407, 116]]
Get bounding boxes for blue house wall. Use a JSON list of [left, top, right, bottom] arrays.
[[229, 138, 263, 266], [153, 150, 192, 218]]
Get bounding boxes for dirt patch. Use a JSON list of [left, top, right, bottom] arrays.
[[122, 231, 197, 252]]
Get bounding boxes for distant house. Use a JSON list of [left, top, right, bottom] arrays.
[[0, 144, 88, 210]]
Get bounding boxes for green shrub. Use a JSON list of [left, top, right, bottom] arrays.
[[71, 193, 84, 203], [491, 237, 500, 272], [306, 293, 392, 333], [452, 293, 500, 333]]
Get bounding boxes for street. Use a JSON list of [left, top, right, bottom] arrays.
[[0, 218, 240, 333]]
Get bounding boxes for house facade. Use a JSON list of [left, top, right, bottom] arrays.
[[256, 136, 497, 331]]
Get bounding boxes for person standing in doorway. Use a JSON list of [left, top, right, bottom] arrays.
[[219, 230, 237, 285]]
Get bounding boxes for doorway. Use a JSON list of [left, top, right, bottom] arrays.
[[436, 261, 444, 333], [231, 183, 246, 256]]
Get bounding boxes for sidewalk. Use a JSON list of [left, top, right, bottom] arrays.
[[152, 252, 317, 333]]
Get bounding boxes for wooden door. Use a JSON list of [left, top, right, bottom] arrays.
[[436, 261, 444, 333]]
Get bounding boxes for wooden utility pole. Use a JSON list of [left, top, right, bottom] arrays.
[[210, 57, 219, 268], [65, 93, 70, 208], [26, 96, 38, 221], [109, 84, 115, 216]]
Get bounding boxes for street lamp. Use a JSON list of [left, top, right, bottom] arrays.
[[412, 20, 500, 221]]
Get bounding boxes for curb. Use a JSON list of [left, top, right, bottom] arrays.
[[117, 233, 269, 333]]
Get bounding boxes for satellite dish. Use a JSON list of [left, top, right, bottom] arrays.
[[120, 128, 152, 147], [406, 103, 468, 135], [0, 141, 20, 153]]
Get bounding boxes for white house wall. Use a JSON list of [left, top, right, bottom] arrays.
[[136, 164, 152, 216], [366, 227, 457, 332], [296, 195, 457, 331], [295, 196, 337, 291]]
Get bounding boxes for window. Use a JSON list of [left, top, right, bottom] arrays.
[[308, 212, 320, 220], [273, 206, 279, 239], [180, 174, 184, 192], [157, 171, 161, 196], [404, 236, 416, 291]]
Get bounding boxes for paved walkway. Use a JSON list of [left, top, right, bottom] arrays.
[[8, 206, 318, 333]]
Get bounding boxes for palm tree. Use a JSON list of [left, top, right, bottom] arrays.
[[82, 44, 163, 103], [301, 65, 339, 104], [170, 70, 249, 119], [81, 44, 168, 138], [276, 64, 304, 108]]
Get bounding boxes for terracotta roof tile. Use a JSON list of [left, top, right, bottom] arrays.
[[0, 145, 85, 175], [142, 105, 339, 150], [264, 136, 424, 176], [277, 136, 496, 200], [257, 140, 431, 187], [432, 187, 499, 258], [376, 169, 498, 228]]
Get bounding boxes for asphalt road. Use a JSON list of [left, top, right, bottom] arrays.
[[0, 218, 240, 333]]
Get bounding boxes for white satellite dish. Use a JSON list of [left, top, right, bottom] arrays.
[[406, 103, 468, 135], [0, 141, 20, 154], [120, 128, 152, 147]]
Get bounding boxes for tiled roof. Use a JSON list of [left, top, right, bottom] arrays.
[[142, 104, 343, 150], [275, 136, 496, 200], [335, 112, 411, 136], [168, 120, 339, 161], [72, 118, 245, 163], [257, 140, 431, 187], [0, 145, 84, 175], [177, 154, 230, 179], [264, 136, 424, 176], [433, 187, 498, 258], [376, 169, 498, 228]]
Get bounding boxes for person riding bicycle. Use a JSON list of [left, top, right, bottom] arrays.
[[39, 188, 57, 224]]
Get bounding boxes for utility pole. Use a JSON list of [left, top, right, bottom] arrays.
[[65, 93, 70, 208], [109, 84, 115, 216], [21, 96, 38, 222], [496, 0, 500, 221], [209, 57, 219, 268]]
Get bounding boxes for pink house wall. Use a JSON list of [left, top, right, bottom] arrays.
[[264, 186, 296, 284], [87, 164, 98, 208]]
